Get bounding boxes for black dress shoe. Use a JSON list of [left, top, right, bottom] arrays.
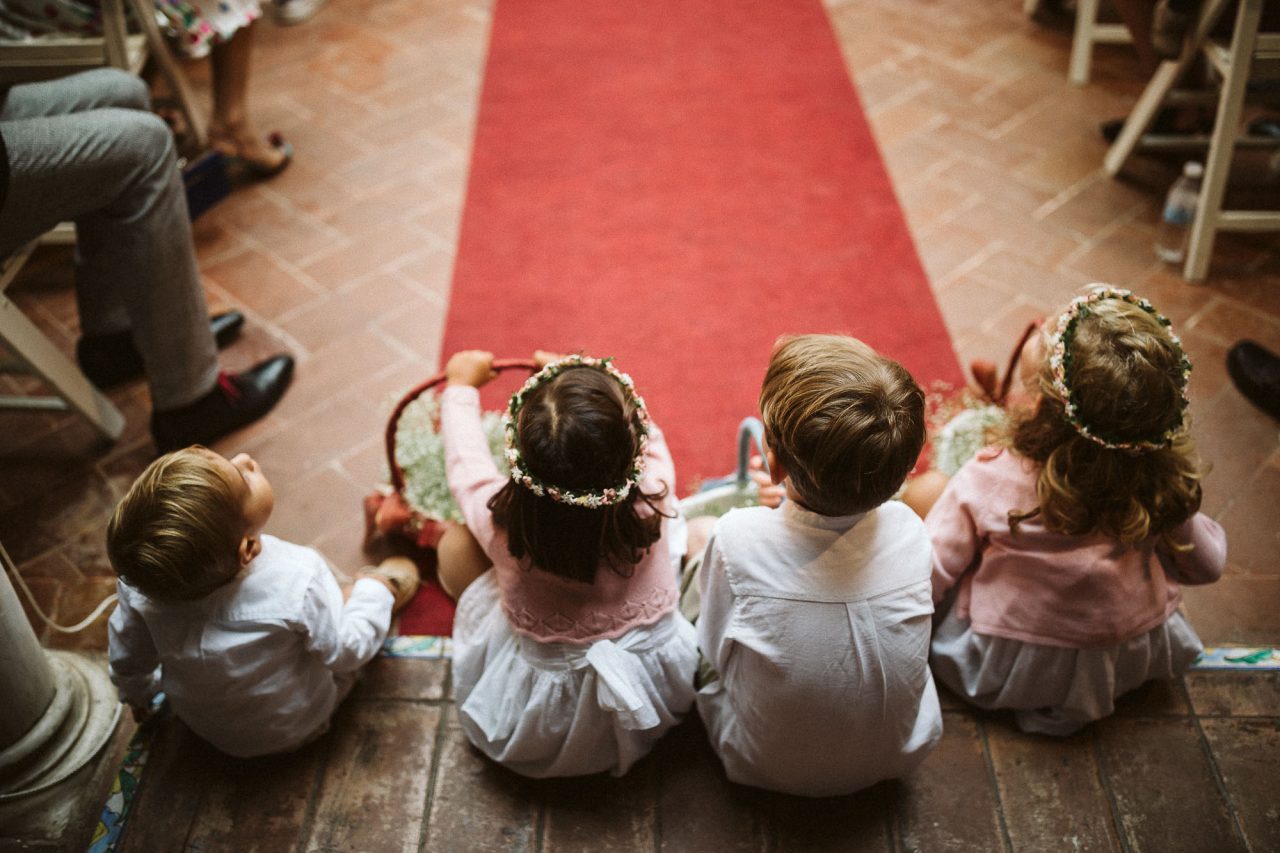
[[151, 354, 294, 453], [1227, 340, 1280, 421], [77, 311, 246, 388], [1100, 109, 1213, 144], [1247, 117, 1280, 139]]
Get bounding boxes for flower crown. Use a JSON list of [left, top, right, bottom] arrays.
[[502, 354, 650, 508], [1047, 285, 1192, 453]]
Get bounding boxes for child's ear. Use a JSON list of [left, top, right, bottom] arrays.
[[238, 534, 262, 568], [765, 449, 787, 485]]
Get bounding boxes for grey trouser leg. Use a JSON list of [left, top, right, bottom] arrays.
[[0, 68, 217, 409]]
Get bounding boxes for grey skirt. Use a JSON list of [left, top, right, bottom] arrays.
[[930, 605, 1203, 736]]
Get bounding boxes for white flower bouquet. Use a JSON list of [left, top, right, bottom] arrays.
[[393, 390, 508, 523]]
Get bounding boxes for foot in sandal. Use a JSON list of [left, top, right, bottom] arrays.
[[209, 127, 293, 178], [360, 557, 421, 613]]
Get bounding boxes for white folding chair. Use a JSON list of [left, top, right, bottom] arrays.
[[1023, 0, 1135, 85], [1105, 0, 1280, 280], [1069, 0, 1135, 85], [0, 243, 125, 441], [0, 0, 206, 149], [0, 0, 212, 440]]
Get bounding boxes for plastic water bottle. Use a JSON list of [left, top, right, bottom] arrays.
[[1155, 161, 1203, 264]]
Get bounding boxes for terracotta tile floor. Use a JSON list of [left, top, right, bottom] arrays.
[[2, 0, 1278, 849]]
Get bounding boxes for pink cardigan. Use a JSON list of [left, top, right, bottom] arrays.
[[925, 448, 1226, 648], [440, 385, 679, 644]]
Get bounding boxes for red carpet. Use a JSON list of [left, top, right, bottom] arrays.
[[397, 552, 457, 637], [402, 0, 963, 635], [443, 0, 962, 482]]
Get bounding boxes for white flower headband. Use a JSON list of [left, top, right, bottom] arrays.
[[502, 354, 650, 508], [1047, 285, 1192, 453]]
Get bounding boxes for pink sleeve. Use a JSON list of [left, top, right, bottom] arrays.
[[924, 464, 984, 603], [440, 385, 504, 543], [1158, 513, 1227, 586]]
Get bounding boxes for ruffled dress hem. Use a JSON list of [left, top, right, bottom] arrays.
[[931, 604, 1203, 737], [452, 570, 697, 778]]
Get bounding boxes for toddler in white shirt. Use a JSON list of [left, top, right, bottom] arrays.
[[106, 445, 419, 757], [689, 334, 942, 796]]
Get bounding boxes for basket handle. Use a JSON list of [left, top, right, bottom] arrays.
[[994, 320, 1041, 406], [386, 359, 538, 493], [734, 417, 768, 489]]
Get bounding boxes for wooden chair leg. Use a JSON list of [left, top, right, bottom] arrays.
[[1069, 0, 1101, 85], [0, 294, 125, 441], [100, 0, 130, 69], [1103, 0, 1234, 176], [1184, 0, 1264, 281], [1104, 61, 1184, 174]]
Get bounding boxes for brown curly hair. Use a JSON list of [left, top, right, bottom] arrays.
[[1008, 298, 1202, 545], [488, 365, 668, 584]]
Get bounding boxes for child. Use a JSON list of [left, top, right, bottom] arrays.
[[922, 286, 1226, 736], [106, 446, 419, 758], [436, 349, 697, 778], [691, 334, 942, 797]]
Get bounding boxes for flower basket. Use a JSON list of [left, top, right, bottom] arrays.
[[364, 359, 537, 554]]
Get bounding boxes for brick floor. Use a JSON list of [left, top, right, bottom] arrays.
[[3, 0, 1279, 849]]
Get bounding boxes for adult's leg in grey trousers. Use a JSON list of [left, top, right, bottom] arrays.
[[0, 69, 217, 410]]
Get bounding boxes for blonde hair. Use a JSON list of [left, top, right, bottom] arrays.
[[1009, 299, 1202, 544], [760, 334, 925, 515], [106, 447, 245, 601]]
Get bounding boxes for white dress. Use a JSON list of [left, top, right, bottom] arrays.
[[452, 571, 697, 778], [441, 385, 697, 778]]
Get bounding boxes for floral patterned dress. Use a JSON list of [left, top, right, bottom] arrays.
[[0, 0, 261, 59]]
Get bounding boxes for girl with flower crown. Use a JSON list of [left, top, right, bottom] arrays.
[[908, 286, 1226, 736], [434, 348, 697, 778]]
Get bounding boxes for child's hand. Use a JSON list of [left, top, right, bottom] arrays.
[[357, 572, 397, 597], [446, 350, 496, 387], [749, 455, 786, 509], [533, 350, 570, 369]]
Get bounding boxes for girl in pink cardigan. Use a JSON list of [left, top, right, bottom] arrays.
[[913, 287, 1226, 736], [434, 349, 696, 777]]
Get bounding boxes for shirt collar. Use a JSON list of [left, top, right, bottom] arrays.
[[780, 498, 868, 531]]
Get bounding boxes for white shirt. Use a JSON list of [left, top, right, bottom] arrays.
[[108, 535, 394, 758], [695, 500, 943, 796]]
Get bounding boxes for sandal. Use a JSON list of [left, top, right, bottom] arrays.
[[212, 131, 294, 180], [361, 556, 421, 613]]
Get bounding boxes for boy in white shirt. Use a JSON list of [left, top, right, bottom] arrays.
[[106, 446, 419, 758], [690, 334, 942, 796]]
